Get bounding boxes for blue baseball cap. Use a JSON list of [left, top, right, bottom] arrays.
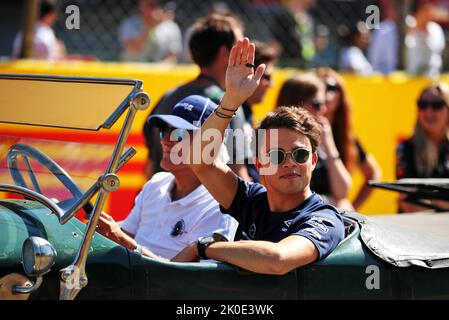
[[148, 95, 218, 130]]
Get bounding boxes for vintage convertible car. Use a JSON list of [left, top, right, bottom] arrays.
[[1, 73, 449, 300]]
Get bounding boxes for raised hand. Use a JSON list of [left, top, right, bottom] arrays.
[[221, 38, 266, 109]]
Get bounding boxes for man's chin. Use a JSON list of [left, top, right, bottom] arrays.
[[280, 186, 304, 195], [160, 160, 189, 173]]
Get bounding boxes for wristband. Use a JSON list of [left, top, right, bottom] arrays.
[[331, 154, 341, 161]]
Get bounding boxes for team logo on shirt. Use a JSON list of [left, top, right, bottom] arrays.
[[170, 219, 186, 237], [282, 219, 294, 232]]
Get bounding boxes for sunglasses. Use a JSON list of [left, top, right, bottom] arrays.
[[159, 127, 189, 142], [311, 99, 325, 111], [267, 148, 311, 165], [326, 83, 339, 92], [417, 99, 446, 111], [262, 73, 272, 82]]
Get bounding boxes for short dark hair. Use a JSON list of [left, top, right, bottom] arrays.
[[188, 13, 242, 67], [254, 41, 277, 67], [256, 106, 321, 155], [40, 0, 58, 19]]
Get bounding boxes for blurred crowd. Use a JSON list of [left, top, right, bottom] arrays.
[[6, 0, 449, 213], [6, 0, 449, 76]]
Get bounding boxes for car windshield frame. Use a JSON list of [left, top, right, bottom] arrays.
[[0, 72, 150, 300]]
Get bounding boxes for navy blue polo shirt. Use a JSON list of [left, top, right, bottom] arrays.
[[221, 178, 345, 260]]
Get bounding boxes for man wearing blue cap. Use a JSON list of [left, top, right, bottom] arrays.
[[97, 95, 237, 259]]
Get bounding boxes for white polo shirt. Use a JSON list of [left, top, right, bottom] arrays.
[[121, 172, 238, 259]]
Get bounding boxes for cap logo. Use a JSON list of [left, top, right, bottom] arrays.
[[175, 102, 194, 111]]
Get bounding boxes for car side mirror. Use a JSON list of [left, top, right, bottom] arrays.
[[13, 237, 57, 294]]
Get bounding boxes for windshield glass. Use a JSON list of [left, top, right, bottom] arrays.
[[0, 74, 138, 130], [0, 135, 114, 218]]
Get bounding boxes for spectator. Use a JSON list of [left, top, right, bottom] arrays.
[[311, 24, 332, 68], [119, 0, 182, 63], [405, 1, 446, 77], [396, 83, 449, 212], [269, 0, 316, 67], [142, 13, 252, 181], [316, 68, 382, 210], [339, 21, 373, 75], [368, 0, 399, 74], [12, 0, 66, 60], [97, 95, 237, 259], [276, 73, 354, 211]]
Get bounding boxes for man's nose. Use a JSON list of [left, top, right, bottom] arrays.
[[282, 153, 297, 167], [160, 131, 175, 146]]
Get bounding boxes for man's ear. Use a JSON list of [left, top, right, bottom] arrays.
[[311, 151, 318, 170]]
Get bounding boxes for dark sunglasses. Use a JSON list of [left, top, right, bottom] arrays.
[[311, 99, 325, 111], [267, 148, 311, 165], [326, 83, 339, 92], [417, 99, 446, 111], [159, 127, 189, 142], [262, 73, 272, 82]]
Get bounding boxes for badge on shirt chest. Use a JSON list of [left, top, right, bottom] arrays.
[[249, 223, 256, 238], [242, 223, 257, 240], [170, 219, 186, 237]]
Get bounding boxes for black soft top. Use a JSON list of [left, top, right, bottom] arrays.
[[345, 211, 449, 269]]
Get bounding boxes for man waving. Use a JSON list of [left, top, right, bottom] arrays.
[[173, 38, 345, 275]]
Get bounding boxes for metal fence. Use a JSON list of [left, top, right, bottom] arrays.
[[55, 0, 383, 68], [2, 0, 449, 71]]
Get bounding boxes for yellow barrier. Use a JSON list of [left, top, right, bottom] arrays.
[[1, 60, 448, 215]]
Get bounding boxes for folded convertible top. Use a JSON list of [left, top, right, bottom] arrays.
[[344, 212, 449, 269]]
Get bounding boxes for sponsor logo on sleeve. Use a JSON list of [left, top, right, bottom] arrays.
[[309, 216, 330, 233]]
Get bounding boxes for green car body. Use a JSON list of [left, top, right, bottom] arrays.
[[2, 199, 449, 300]]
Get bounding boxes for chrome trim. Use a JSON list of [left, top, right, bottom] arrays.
[[12, 277, 42, 294], [117, 147, 137, 172], [0, 184, 65, 218], [13, 237, 56, 295], [102, 81, 144, 129], [59, 181, 100, 225], [60, 90, 150, 300], [0, 73, 139, 86], [60, 147, 136, 224], [2, 146, 138, 225], [0, 273, 33, 300]]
